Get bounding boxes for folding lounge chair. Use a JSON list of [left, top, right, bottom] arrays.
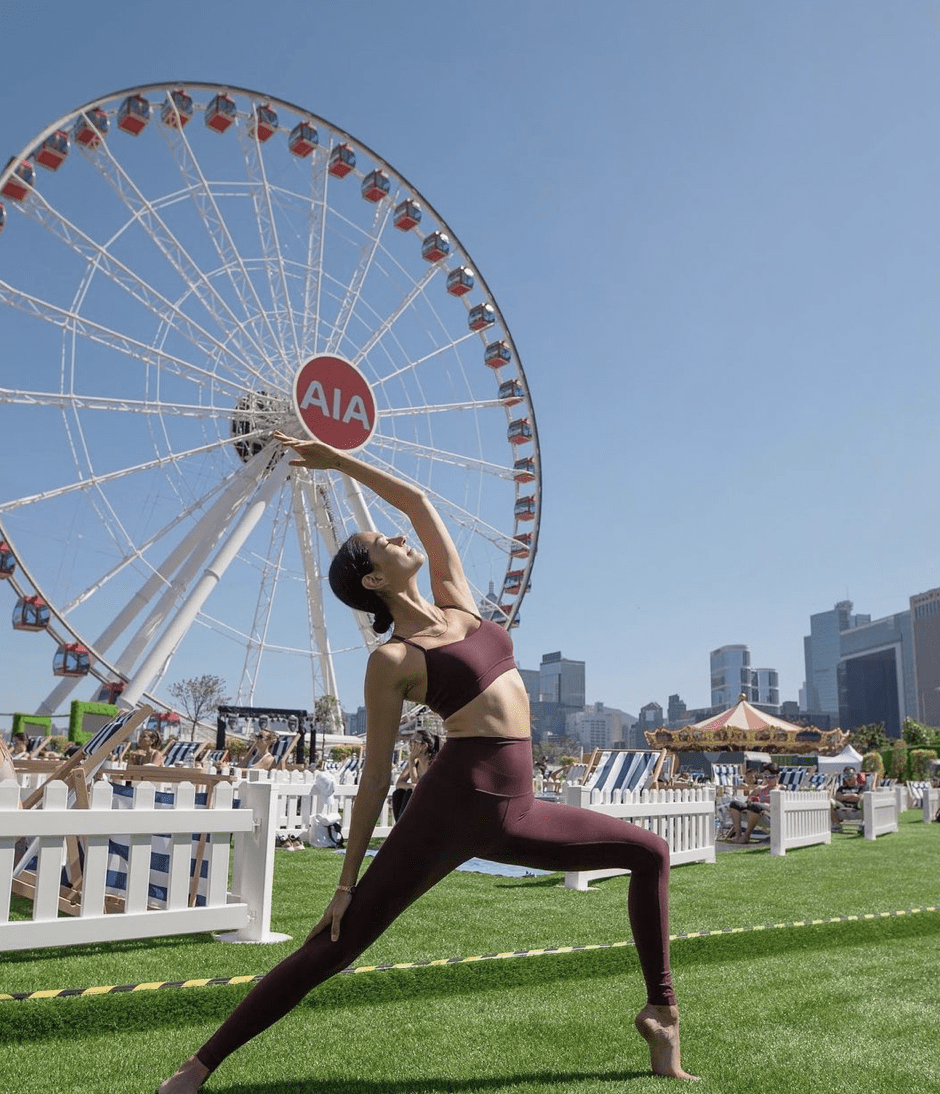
[[582, 749, 666, 795], [106, 780, 224, 911], [777, 767, 807, 791], [162, 740, 209, 767], [11, 706, 154, 914], [269, 732, 300, 771]]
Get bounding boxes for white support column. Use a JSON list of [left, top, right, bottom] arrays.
[[120, 456, 288, 708]]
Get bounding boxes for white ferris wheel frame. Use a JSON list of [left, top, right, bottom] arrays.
[[0, 82, 541, 721]]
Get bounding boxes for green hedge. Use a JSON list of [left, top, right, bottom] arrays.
[[67, 700, 118, 746], [11, 713, 52, 736]]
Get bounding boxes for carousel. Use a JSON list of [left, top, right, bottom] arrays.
[[644, 693, 849, 755]]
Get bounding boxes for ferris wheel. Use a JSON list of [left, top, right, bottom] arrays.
[[0, 83, 540, 718]]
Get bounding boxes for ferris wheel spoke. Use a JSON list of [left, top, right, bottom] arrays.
[[351, 262, 439, 368], [233, 484, 294, 704], [56, 458, 252, 615], [235, 124, 302, 367], [103, 453, 271, 678], [0, 387, 246, 421], [292, 478, 346, 696], [369, 332, 479, 389], [301, 157, 329, 359], [366, 449, 518, 548], [0, 278, 252, 400], [0, 433, 256, 515], [21, 189, 257, 381], [78, 135, 277, 370], [325, 197, 395, 356], [157, 118, 289, 375], [369, 434, 513, 479], [378, 398, 505, 417]]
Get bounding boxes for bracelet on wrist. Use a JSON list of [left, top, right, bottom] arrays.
[[336, 883, 356, 895]]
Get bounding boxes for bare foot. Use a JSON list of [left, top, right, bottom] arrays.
[[157, 1056, 211, 1093], [635, 1004, 700, 1081]]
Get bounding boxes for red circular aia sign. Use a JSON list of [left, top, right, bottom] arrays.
[[292, 355, 377, 451]]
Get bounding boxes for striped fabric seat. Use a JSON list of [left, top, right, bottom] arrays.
[[106, 783, 213, 908], [163, 741, 206, 767], [777, 767, 807, 791], [583, 750, 664, 794], [710, 763, 742, 789]]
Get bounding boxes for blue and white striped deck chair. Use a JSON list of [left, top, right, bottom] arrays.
[[162, 740, 208, 767], [12, 707, 154, 909], [907, 781, 931, 808], [269, 732, 299, 770], [583, 749, 665, 795], [777, 767, 807, 792], [105, 781, 225, 910], [21, 706, 153, 811], [709, 763, 742, 792], [805, 772, 831, 791]]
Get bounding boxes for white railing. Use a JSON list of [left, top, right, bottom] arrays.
[[562, 785, 716, 891], [922, 786, 940, 823], [769, 789, 831, 856], [862, 789, 898, 840], [0, 777, 291, 952], [332, 782, 396, 839]]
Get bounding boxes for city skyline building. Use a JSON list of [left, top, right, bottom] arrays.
[[539, 651, 585, 709], [911, 587, 940, 727], [837, 609, 915, 738], [802, 601, 871, 721], [566, 702, 635, 751]]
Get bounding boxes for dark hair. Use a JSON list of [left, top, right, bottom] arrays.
[[329, 535, 393, 635], [764, 763, 781, 775], [414, 729, 441, 758]]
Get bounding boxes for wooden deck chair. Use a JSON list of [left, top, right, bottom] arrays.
[[11, 706, 153, 915], [0, 736, 16, 784], [269, 732, 300, 770], [582, 749, 666, 794], [162, 740, 209, 767]]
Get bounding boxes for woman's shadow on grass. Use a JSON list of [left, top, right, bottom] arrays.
[[217, 1068, 650, 1094]]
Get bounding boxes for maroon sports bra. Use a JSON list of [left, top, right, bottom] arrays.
[[391, 607, 516, 721]]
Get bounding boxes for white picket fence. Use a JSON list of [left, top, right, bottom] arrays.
[[922, 786, 940, 823], [769, 789, 831, 856], [861, 789, 899, 840], [562, 785, 716, 891], [0, 777, 293, 952]]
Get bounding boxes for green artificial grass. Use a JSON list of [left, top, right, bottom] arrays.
[[1, 812, 938, 1094]]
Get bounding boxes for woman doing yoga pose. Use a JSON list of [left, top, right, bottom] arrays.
[[158, 432, 699, 1091]]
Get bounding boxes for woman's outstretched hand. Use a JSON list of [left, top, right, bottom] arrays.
[[306, 888, 354, 944], [273, 430, 338, 470]]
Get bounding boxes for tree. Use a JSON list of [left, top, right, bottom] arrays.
[[313, 695, 343, 733], [168, 674, 230, 740], [852, 722, 888, 753]]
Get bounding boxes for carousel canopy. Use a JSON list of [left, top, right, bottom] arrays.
[[644, 693, 849, 754]]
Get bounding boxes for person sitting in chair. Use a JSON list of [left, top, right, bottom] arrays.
[[727, 763, 780, 843], [831, 768, 864, 830]]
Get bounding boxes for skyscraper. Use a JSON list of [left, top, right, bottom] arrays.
[[911, 587, 940, 726], [802, 601, 870, 720], [710, 645, 752, 707], [540, 651, 585, 709]]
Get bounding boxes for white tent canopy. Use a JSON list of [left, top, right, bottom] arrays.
[[817, 744, 863, 774]]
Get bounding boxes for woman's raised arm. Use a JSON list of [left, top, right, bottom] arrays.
[[273, 431, 472, 607]]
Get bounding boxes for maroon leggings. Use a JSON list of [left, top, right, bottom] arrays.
[[197, 737, 676, 1072]]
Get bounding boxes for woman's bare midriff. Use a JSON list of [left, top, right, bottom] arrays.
[[439, 670, 531, 740]]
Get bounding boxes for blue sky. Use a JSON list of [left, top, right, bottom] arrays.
[[1, 0, 938, 723]]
